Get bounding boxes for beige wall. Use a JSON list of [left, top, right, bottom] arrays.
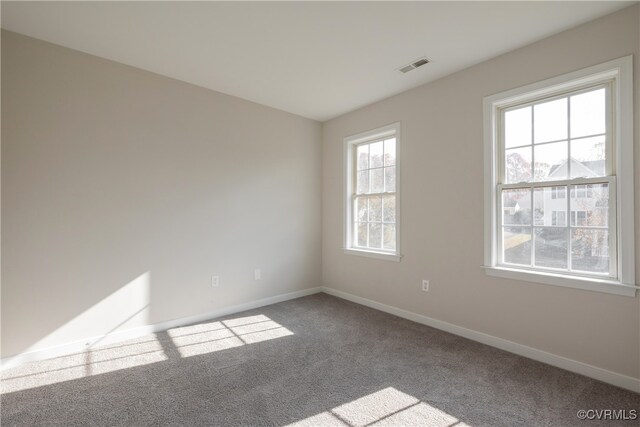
[[322, 6, 640, 379], [1, 31, 322, 358]]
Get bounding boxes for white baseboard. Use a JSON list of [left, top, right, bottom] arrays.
[[1, 287, 322, 371], [321, 286, 640, 394]]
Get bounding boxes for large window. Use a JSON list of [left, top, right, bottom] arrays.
[[483, 57, 636, 296], [344, 123, 400, 261]]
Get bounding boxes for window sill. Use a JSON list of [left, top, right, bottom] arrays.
[[344, 248, 401, 262], [483, 266, 638, 297]]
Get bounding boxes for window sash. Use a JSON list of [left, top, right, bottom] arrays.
[[498, 82, 613, 185], [352, 194, 397, 253], [496, 176, 617, 279], [352, 138, 396, 191]]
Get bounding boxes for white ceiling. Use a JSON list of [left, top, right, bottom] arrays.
[[1, 1, 633, 121]]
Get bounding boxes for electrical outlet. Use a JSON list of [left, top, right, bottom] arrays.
[[254, 269, 261, 281], [211, 275, 219, 287], [422, 280, 429, 292]]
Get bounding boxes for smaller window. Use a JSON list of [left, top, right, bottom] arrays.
[[571, 210, 588, 227], [551, 186, 566, 199], [551, 211, 566, 226], [344, 123, 401, 261]]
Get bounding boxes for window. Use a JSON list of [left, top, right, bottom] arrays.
[[551, 211, 566, 226], [344, 123, 400, 261], [483, 57, 636, 296], [551, 186, 565, 199], [570, 210, 591, 227]]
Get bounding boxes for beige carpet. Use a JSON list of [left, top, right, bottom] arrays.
[[1, 293, 639, 426]]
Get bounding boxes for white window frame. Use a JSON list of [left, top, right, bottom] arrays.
[[483, 56, 637, 297], [343, 122, 401, 262]]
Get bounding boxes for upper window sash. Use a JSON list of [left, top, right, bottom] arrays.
[[352, 137, 397, 197], [497, 83, 613, 186]]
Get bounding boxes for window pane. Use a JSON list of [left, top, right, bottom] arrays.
[[505, 146, 532, 184], [534, 187, 566, 227], [368, 196, 382, 222], [383, 224, 396, 250], [369, 223, 382, 248], [357, 144, 369, 170], [370, 168, 384, 193], [382, 195, 396, 223], [357, 223, 368, 247], [571, 229, 609, 273], [534, 97, 567, 143], [384, 166, 396, 192], [505, 106, 531, 148], [570, 183, 608, 227], [370, 141, 384, 168], [356, 197, 368, 222], [570, 185, 587, 199], [570, 135, 605, 178], [534, 228, 568, 269], [570, 88, 606, 138], [384, 138, 396, 166], [503, 189, 531, 225], [534, 140, 567, 181], [357, 170, 369, 194], [503, 227, 532, 266]]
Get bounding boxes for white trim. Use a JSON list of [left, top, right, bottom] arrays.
[[344, 123, 398, 145], [483, 266, 638, 297], [0, 287, 322, 371], [615, 56, 635, 288], [343, 122, 401, 260], [343, 248, 401, 262], [321, 286, 640, 393], [484, 58, 627, 109], [484, 94, 498, 268], [483, 56, 635, 292]]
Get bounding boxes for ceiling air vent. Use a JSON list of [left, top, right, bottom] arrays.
[[398, 57, 430, 74]]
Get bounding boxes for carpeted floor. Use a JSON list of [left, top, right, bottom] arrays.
[[1, 293, 639, 426]]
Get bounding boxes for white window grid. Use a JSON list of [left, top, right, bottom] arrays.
[[343, 123, 401, 260], [497, 82, 617, 279], [352, 137, 397, 252]]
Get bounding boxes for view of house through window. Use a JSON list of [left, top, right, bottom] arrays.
[[500, 85, 613, 275]]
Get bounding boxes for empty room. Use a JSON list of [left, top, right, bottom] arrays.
[[1, 1, 640, 425]]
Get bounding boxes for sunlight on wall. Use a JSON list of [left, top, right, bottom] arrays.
[[287, 387, 470, 427], [168, 314, 294, 358], [10, 272, 152, 358]]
